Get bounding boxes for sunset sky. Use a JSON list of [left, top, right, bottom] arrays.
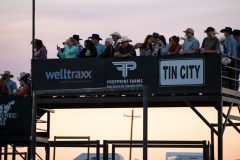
[[1, 0, 240, 159]]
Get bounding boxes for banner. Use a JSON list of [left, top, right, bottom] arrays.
[[32, 54, 221, 94], [104, 57, 157, 89], [160, 59, 204, 86], [33, 58, 105, 90], [0, 97, 32, 137]]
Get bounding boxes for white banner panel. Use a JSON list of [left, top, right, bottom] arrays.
[[159, 59, 204, 86]]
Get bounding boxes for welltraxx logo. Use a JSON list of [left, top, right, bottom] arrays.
[[0, 101, 18, 126], [112, 61, 137, 78], [45, 69, 92, 80]]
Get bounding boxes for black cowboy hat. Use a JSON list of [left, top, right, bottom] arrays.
[[220, 27, 232, 34], [232, 29, 240, 36], [204, 27, 218, 33], [88, 34, 102, 40], [73, 34, 82, 41]]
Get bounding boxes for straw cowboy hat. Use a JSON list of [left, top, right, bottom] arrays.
[[120, 36, 132, 43], [17, 72, 30, 81], [1, 71, 14, 78], [110, 32, 121, 38]]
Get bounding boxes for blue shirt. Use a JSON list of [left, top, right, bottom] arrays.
[[7, 79, 17, 93], [182, 37, 200, 53], [95, 44, 106, 56], [224, 35, 238, 58], [76, 43, 84, 56], [158, 44, 169, 56]]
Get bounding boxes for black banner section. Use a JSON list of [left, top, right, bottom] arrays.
[[33, 58, 105, 90], [32, 54, 221, 94], [0, 97, 32, 137]]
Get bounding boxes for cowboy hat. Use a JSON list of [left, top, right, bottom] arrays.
[[204, 27, 218, 34], [1, 71, 14, 78], [232, 29, 240, 36], [110, 32, 121, 38], [120, 36, 132, 43], [17, 72, 30, 81], [220, 27, 232, 34], [88, 34, 102, 40], [73, 34, 82, 41]]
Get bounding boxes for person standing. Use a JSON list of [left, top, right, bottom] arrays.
[[220, 27, 238, 58], [232, 29, 240, 90], [110, 32, 121, 52], [72, 34, 84, 57], [114, 36, 136, 58], [220, 27, 238, 90], [152, 32, 161, 56], [0, 71, 17, 95], [33, 39, 47, 59], [57, 37, 78, 58], [139, 35, 154, 56], [168, 36, 182, 55], [80, 40, 97, 57], [201, 27, 220, 54], [89, 34, 105, 56], [180, 28, 200, 54], [232, 29, 240, 57], [16, 72, 31, 97], [0, 74, 9, 96], [158, 35, 169, 56], [101, 37, 114, 58]]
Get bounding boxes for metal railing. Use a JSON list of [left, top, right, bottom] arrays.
[[221, 54, 240, 91]]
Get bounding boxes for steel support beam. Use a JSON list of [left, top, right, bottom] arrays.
[[96, 140, 100, 160], [214, 106, 240, 134], [12, 145, 16, 160], [223, 104, 233, 133], [187, 102, 218, 135], [217, 100, 223, 160], [143, 85, 148, 160], [29, 91, 37, 160], [45, 143, 50, 160], [210, 128, 215, 160], [4, 146, 7, 160]]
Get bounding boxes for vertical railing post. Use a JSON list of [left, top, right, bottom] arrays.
[[210, 126, 215, 160], [143, 85, 148, 160], [12, 145, 16, 160], [217, 100, 223, 160]]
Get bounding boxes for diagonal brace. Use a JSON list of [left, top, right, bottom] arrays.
[[214, 106, 240, 134], [223, 103, 233, 133], [185, 101, 218, 135]]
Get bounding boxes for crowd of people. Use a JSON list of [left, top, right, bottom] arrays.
[[31, 26, 240, 60], [0, 71, 31, 97], [1, 26, 240, 96]]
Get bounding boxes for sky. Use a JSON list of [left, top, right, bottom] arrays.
[[1, 0, 240, 159]]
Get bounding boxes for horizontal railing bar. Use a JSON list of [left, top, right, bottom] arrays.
[[35, 87, 144, 96]]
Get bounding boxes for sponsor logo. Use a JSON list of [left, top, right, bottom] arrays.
[[0, 101, 18, 126], [45, 69, 92, 80], [159, 59, 204, 86], [112, 61, 137, 78]]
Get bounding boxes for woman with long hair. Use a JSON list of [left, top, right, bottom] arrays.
[[140, 35, 154, 56], [34, 39, 47, 59], [168, 36, 182, 55]]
